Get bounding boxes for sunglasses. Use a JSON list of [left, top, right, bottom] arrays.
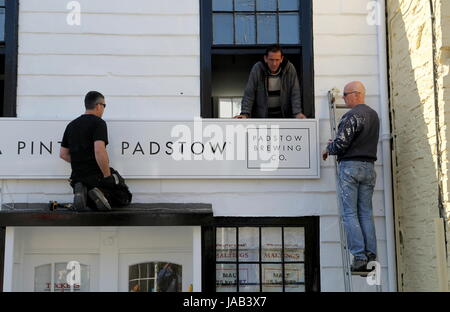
[[97, 103, 106, 108], [343, 91, 360, 97]]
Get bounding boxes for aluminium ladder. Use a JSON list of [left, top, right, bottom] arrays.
[[327, 89, 382, 292]]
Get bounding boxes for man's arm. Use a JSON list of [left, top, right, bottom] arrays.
[[94, 140, 111, 177], [326, 114, 361, 156], [59, 147, 71, 163]]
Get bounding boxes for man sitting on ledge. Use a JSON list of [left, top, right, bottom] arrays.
[[59, 91, 130, 211]]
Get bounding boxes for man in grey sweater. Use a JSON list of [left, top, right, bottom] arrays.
[[234, 44, 306, 119], [322, 81, 380, 273]]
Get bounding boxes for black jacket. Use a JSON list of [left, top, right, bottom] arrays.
[[327, 104, 379, 162], [240, 59, 302, 118]]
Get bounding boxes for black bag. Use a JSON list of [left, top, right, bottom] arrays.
[[100, 168, 132, 207]]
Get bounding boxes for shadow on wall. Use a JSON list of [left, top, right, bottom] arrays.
[[388, 0, 444, 292]]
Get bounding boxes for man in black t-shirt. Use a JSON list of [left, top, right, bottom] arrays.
[[60, 91, 115, 211]]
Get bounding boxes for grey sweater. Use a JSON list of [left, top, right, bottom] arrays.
[[327, 104, 380, 162], [240, 59, 302, 118]]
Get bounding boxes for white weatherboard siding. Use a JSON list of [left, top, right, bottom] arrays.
[[1, 0, 389, 291]]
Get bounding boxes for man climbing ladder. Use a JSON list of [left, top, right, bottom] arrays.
[[323, 81, 380, 274]]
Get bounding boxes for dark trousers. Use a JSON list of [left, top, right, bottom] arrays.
[[71, 174, 118, 208]]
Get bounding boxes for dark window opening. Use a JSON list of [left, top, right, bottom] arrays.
[[201, 0, 314, 119]]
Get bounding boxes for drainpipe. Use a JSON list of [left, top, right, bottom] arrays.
[[378, 0, 397, 292]]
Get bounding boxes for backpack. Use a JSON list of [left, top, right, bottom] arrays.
[[108, 168, 132, 207]]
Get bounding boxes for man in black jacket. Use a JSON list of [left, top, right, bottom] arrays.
[[322, 81, 380, 272], [234, 44, 306, 119]]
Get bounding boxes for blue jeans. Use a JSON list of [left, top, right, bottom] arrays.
[[338, 160, 377, 260]]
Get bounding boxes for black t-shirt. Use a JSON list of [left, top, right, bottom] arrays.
[[61, 114, 108, 180]]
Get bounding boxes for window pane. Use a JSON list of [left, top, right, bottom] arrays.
[[139, 263, 147, 278], [216, 264, 237, 292], [239, 263, 259, 292], [157, 263, 182, 292], [257, 14, 277, 44], [235, 0, 255, 11], [0, 1, 4, 6], [235, 14, 256, 44], [129, 264, 139, 281], [238, 227, 259, 261], [284, 227, 305, 262], [34, 264, 52, 292], [285, 263, 305, 292], [262, 227, 282, 262], [279, 13, 299, 44], [54, 262, 90, 292], [0, 8, 5, 42], [216, 227, 237, 261], [262, 263, 283, 292], [279, 0, 298, 11], [218, 98, 233, 118], [256, 0, 276, 11], [213, 13, 234, 44], [213, 0, 233, 11]]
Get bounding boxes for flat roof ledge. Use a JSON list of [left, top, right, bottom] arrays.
[[0, 203, 214, 226]]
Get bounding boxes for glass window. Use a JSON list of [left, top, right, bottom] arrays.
[[239, 227, 259, 262], [213, 0, 233, 11], [279, 13, 300, 44], [279, 0, 299, 11], [235, 0, 255, 11], [0, 7, 5, 43], [257, 14, 277, 44], [34, 264, 51, 292], [239, 263, 259, 292], [129, 262, 182, 292], [216, 263, 237, 292], [213, 14, 234, 44], [256, 0, 276, 11], [262, 227, 282, 262], [262, 263, 283, 292], [235, 14, 256, 44], [215, 226, 306, 292], [34, 262, 90, 292], [211, 0, 301, 45]]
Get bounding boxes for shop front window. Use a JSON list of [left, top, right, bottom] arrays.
[[128, 262, 182, 292], [215, 226, 305, 292]]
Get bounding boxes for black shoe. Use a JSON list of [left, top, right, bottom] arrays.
[[88, 188, 112, 211], [73, 182, 88, 211], [351, 258, 368, 272], [367, 252, 377, 263]]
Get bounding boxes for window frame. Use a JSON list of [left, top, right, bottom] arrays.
[[2, 0, 18, 117], [202, 216, 320, 292], [200, 0, 314, 118]]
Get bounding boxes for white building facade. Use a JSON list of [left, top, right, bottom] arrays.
[[0, 0, 396, 292]]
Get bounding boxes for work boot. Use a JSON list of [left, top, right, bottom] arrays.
[[88, 188, 112, 211], [351, 258, 368, 272], [366, 252, 377, 263], [73, 182, 88, 211]]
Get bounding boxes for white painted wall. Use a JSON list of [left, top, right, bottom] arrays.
[[0, 0, 390, 291]]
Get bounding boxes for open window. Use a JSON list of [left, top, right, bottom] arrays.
[[201, 0, 314, 118]]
